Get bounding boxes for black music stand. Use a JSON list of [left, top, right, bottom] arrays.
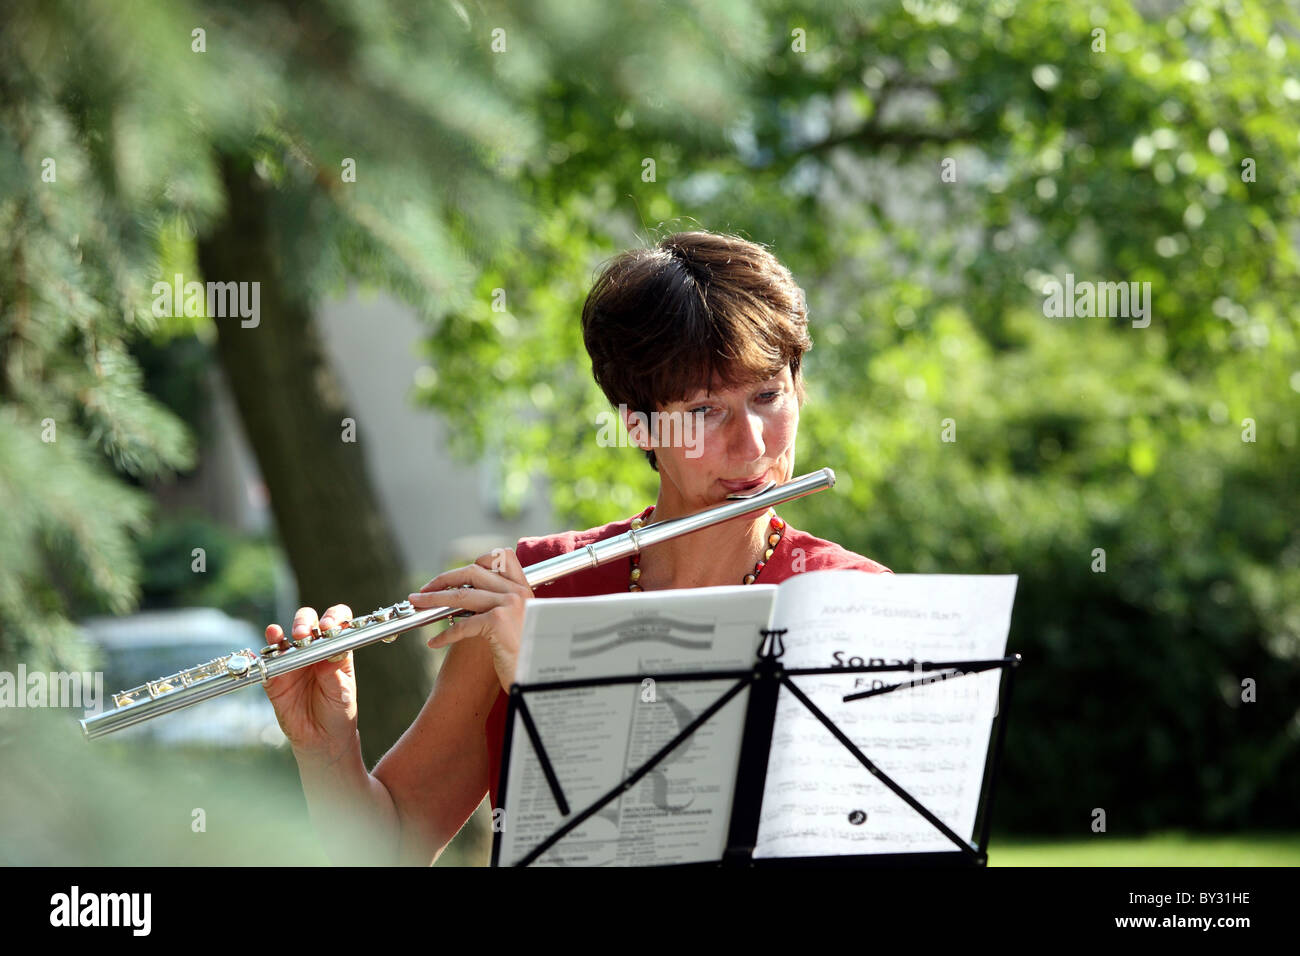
[[490, 628, 1021, 867]]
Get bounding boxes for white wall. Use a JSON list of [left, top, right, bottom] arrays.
[[313, 288, 555, 579], [157, 287, 558, 622]]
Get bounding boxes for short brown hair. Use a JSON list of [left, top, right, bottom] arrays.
[[581, 231, 812, 471]]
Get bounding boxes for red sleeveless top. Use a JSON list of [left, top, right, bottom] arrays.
[[484, 508, 890, 807]]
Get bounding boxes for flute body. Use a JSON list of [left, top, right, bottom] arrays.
[[81, 468, 836, 740]]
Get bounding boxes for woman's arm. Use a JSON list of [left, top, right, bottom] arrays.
[[287, 547, 527, 866], [370, 634, 500, 864]]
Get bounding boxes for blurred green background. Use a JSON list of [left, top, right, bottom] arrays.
[[1, 0, 1296, 865]]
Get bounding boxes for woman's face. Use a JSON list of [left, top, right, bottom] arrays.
[[635, 366, 800, 510]]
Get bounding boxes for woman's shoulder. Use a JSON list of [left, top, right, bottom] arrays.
[[776, 525, 892, 575]]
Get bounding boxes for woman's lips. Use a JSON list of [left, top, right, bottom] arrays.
[[719, 474, 768, 492]]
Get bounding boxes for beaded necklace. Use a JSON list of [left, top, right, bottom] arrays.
[[627, 507, 785, 591]]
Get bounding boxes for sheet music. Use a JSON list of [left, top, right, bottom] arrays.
[[755, 572, 1018, 858], [498, 585, 777, 866]]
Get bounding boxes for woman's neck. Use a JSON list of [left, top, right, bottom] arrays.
[[633, 499, 772, 590]]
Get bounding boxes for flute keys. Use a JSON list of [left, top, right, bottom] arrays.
[[261, 639, 291, 658], [226, 654, 253, 676], [393, 601, 414, 617], [373, 606, 398, 641]]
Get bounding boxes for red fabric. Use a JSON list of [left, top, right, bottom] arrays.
[[485, 509, 890, 807]]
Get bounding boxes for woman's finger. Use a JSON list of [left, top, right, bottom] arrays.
[[417, 562, 525, 598], [406, 583, 498, 614], [319, 603, 354, 629], [477, 547, 529, 588], [290, 607, 319, 640], [427, 611, 485, 649]]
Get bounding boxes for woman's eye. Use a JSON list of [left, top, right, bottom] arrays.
[[758, 391, 781, 403], [690, 406, 713, 416]]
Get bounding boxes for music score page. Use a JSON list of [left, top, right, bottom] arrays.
[[755, 572, 1018, 858], [498, 585, 773, 867]]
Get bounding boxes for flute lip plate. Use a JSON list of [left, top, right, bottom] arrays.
[[723, 480, 777, 500]]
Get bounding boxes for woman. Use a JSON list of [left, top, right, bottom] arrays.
[[263, 231, 889, 865]]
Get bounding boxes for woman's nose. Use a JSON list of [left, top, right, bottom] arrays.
[[729, 409, 766, 459]]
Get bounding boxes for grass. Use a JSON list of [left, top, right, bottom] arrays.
[[5, 710, 1291, 866], [989, 831, 1300, 866], [0, 708, 490, 866]]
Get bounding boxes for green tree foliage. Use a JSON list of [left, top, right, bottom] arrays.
[[0, 0, 772, 760], [419, 1, 1300, 831], [0, 0, 584, 668], [0, 8, 199, 670], [1, 0, 1295, 834]]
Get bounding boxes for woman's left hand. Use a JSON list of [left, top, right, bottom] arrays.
[[407, 548, 533, 694]]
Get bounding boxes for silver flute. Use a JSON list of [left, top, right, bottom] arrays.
[[81, 468, 836, 739]]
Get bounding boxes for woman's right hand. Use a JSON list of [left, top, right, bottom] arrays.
[[262, 604, 359, 762]]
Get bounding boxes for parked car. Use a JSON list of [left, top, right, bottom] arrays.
[[79, 608, 286, 748]]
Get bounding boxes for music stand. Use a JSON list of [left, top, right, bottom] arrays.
[[490, 628, 1021, 867]]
